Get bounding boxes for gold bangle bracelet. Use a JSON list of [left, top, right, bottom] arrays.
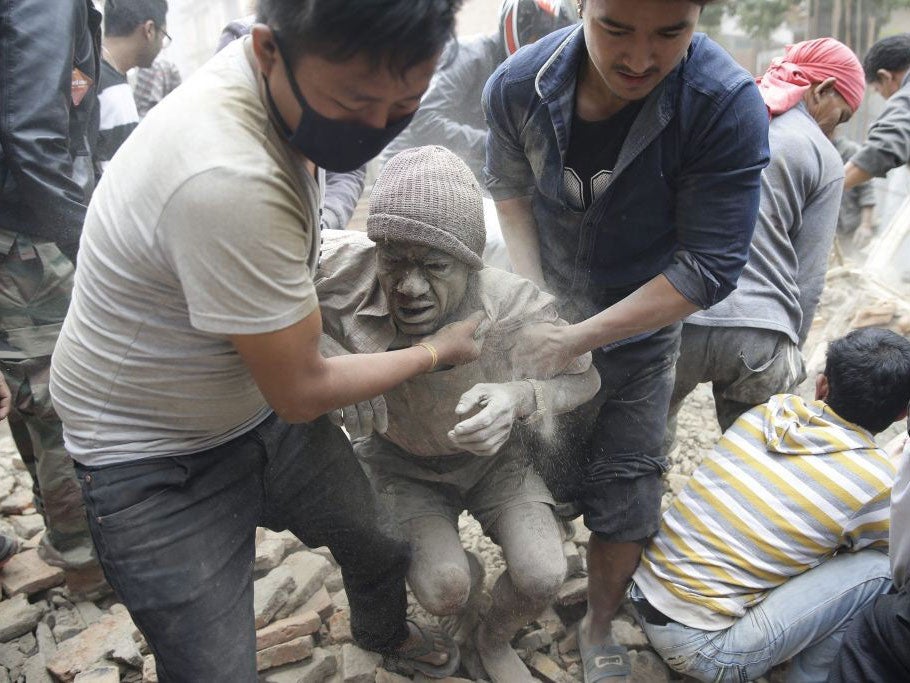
[[415, 342, 438, 371]]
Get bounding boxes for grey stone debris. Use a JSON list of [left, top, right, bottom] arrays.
[[0, 595, 43, 642], [273, 551, 333, 621], [340, 642, 381, 683], [52, 607, 88, 643], [73, 665, 121, 683], [263, 646, 338, 683], [254, 571, 297, 629]]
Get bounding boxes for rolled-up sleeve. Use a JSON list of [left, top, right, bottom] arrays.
[[851, 87, 910, 178], [665, 81, 770, 309], [481, 65, 537, 201]]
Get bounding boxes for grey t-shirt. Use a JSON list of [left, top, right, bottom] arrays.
[[50, 38, 321, 465], [687, 104, 843, 346]]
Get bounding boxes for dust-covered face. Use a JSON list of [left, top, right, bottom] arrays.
[[376, 242, 470, 336]]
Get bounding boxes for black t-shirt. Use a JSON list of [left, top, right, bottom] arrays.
[[563, 101, 644, 211]]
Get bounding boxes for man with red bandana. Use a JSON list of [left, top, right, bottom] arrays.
[[669, 37, 865, 439]]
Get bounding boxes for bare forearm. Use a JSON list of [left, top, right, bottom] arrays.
[[844, 162, 873, 190], [859, 206, 874, 229], [283, 347, 433, 422], [564, 274, 698, 356], [495, 197, 546, 287]]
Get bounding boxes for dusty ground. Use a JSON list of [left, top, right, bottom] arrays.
[[0, 385, 722, 683]]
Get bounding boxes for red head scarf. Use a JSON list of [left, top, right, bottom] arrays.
[[756, 37, 865, 117]]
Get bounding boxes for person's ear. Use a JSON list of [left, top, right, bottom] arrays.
[[143, 19, 156, 41], [250, 25, 280, 79], [813, 77, 838, 101], [815, 374, 829, 402], [876, 69, 894, 89]]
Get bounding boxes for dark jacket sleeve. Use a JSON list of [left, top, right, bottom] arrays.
[[665, 80, 771, 308], [0, 0, 90, 254]]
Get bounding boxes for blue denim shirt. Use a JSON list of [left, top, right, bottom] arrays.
[[482, 27, 770, 319]]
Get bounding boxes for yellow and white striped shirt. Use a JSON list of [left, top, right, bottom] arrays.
[[634, 394, 894, 631]]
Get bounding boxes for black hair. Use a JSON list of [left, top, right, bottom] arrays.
[[104, 0, 168, 37], [824, 327, 910, 434], [862, 33, 910, 83], [256, 0, 463, 74]]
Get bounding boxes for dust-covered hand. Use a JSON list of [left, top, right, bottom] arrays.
[[448, 382, 534, 457], [420, 311, 488, 368], [329, 395, 388, 439], [0, 374, 10, 421], [507, 322, 576, 379]]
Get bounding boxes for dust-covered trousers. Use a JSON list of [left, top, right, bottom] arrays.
[[668, 324, 805, 441], [0, 230, 95, 569]]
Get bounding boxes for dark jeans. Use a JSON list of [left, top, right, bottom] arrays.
[[827, 588, 910, 683], [75, 414, 410, 683], [524, 322, 681, 542]]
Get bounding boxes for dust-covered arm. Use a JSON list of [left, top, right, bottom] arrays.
[[448, 363, 600, 456]]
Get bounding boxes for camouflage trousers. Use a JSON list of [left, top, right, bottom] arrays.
[[0, 230, 96, 570]]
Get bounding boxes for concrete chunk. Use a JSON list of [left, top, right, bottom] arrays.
[[0, 549, 65, 597], [256, 539, 287, 573], [340, 643, 381, 683], [0, 595, 42, 642], [256, 635, 314, 672], [273, 551, 333, 620], [141, 655, 158, 683], [254, 571, 297, 629], [0, 489, 32, 515], [256, 612, 321, 651], [612, 618, 649, 649], [73, 665, 120, 683], [529, 652, 572, 683], [262, 646, 337, 683], [630, 649, 672, 682], [46, 609, 140, 682], [8, 514, 43, 540], [293, 586, 334, 621], [21, 652, 54, 683], [326, 610, 352, 645], [52, 607, 88, 643]]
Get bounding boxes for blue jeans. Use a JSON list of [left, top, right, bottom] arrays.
[[632, 551, 891, 683], [76, 413, 410, 683]]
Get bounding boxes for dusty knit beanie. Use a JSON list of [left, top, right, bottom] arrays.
[[367, 146, 485, 270]]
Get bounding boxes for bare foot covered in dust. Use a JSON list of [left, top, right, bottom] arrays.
[[474, 622, 535, 683], [384, 621, 460, 679]]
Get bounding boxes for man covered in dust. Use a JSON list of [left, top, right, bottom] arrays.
[[316, 145, 601, 683]]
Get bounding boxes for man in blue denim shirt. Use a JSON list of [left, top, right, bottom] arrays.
[[482, 1, 769, 680]]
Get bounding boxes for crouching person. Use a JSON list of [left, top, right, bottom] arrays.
[[316, 146, 601, 682], [631, 327, 910, 683]]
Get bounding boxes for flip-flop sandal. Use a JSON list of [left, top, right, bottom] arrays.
[[383, 619, 461, 679], [578, 623, 632, 682]]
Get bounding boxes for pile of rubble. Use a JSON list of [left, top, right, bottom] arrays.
[[0, 389, 775, 683]]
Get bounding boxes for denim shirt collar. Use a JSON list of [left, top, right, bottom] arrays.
[[533, 26, 685, 185]]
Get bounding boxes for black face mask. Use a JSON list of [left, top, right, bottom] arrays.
[[265, 33, 415, 173]]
